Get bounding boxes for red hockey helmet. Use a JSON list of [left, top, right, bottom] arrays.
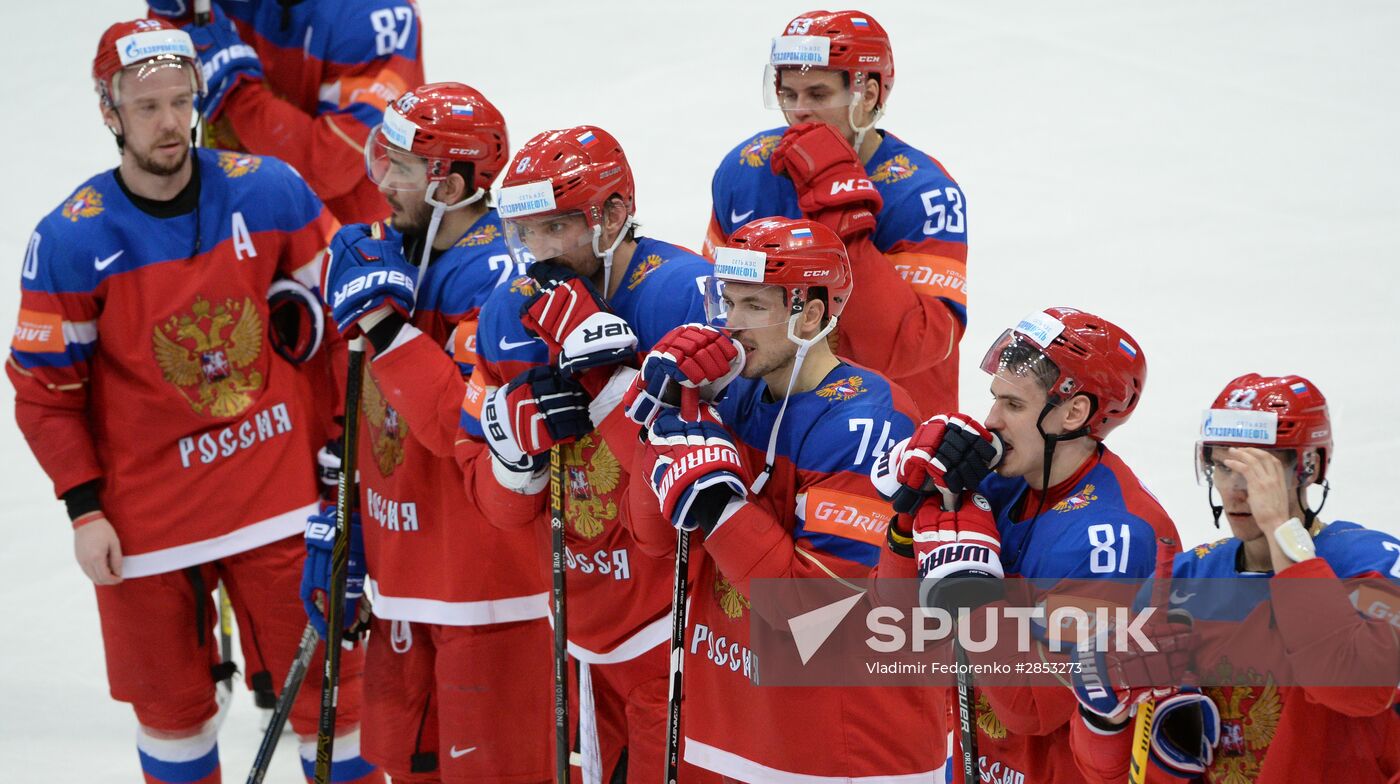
[[496, 126, 635, 223], [767, 10, 895, 109], [92, 18, 204, 108], [366, 82, 509, 194], [1198, 373, 1332, 482], [705, 217, 853, 331], [981, 307, 1146, 439]]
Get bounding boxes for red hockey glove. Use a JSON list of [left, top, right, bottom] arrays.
[[521, 263, 637, 378], [624, 325, 743, 428], [888, 414, 1003, 514], [913, 492, 1005, 611], [770, 122, 883, 240]]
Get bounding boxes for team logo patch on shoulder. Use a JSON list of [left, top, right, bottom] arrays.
[[153, 296, 264, 418], [217, 151, 262, 178], [1194, 537, 1233, 559], [626, 254, 665, 290], [455, 224, 500, 247], [509, 275, 539, 297], [870, 154, 918, 184], [62, 186, 104, 222], [816, 374, 867, 402], [1052, 483, 1097, 513], [739, 134, 782, 168]]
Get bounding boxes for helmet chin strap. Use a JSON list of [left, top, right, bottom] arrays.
[[413, 182, 485, 302], [847, 94, 883, 154], [590, 214, 635, 299], [1030, 401, 1092, 522], [749, 312, 839, 495]]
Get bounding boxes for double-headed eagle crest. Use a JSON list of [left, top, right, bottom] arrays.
[[153, 296, 264, 418]]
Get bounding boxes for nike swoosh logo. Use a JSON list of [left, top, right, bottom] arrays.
[[499, 336, 536, 351], [730, 209, 754, 224], [449, 746, 477, 758], [94, 250, 124, 271], [1169, 591, 1197, 604]]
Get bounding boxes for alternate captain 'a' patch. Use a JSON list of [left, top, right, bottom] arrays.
[[455, 224, 500, 247], [217, 151, 261, 178], [871, 154, 918, 184], [816, 374, 867, 402], [62, 186, 104, 221], [626, 254, 665, 290], [740, 134, 782, 167]]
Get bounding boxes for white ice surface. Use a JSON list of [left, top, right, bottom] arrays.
[[2, 1, 1397, 780]]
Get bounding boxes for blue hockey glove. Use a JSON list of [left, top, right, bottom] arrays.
[[301, 505, 366, 642], [645, 405, 746, 535], [183, 7, 263, 120], [1150, 690, 1221, 777], [324, 223, 417, 335]]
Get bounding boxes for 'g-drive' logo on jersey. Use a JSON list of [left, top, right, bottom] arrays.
[[332, 270, 415, 308], [1200, 409, 1278, 445]]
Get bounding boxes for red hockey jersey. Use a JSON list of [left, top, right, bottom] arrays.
[[9, 150, 336, 577]]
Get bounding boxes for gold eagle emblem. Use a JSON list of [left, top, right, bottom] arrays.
[[361, 372, 409, 476], [509, 275, 539, 298], [626, 254, 665, 290], [975, 691, 1007, 739], [62, 186, 104, 222], [1206, 663, 1280, 784], [816, 374, 867, 402], [153, 296, 264, 418], [1052, 483, 1097, 513], [217, 151, 261, 178], [456, 224, 500, 248], [563, 433, 620, 539], [871, 154, 918, 184], [739, 134, 781, 168], [714, 569, 751, 620]]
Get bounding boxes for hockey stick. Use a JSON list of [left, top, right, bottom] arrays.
[[953, 639, 978, 782], [246, 623, 320, 784], [550, 444, 570, 783], [314, 337, 365, 784], [193, 0, 211, 25], [1128, 536, 1179, 784], [663, 528, 691, 784]]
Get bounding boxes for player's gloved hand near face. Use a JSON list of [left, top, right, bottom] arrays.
[[646, 403, 747, 536], [301, 505, 367, 643], [1071, 610, 1197, 724], [913, 491, 1005, 611], [769, 121, 883, 240], [624, 324, 744, 429], [882, 413, 1002, 515], [481, 365, 593, 473], [521, 262, 637, 378], [182, 7, 263, 121], [324, 223, 417, 336]]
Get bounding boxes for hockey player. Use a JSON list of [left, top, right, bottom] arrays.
[[622, 217, 948, 781], [462, 125, 715, 782], [705, 9, 967, 417], [147, 0, 423, 224], [877, 307, 1181, 783], [1067, 374, 1400, 783], [307, 82, 556, 782], [7, 18, 377, 783]]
